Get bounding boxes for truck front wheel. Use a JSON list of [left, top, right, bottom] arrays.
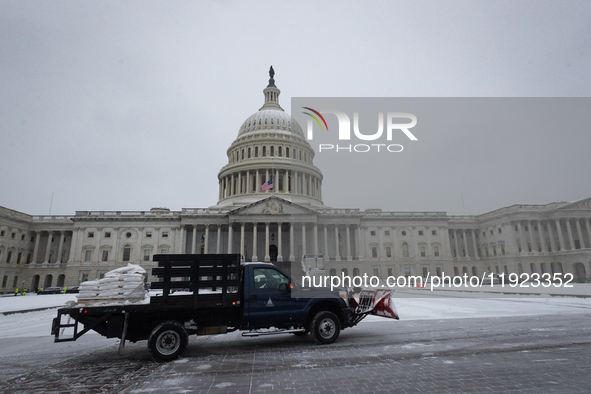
[[148, 321, 189, 361], [310, 311, 340, 344]]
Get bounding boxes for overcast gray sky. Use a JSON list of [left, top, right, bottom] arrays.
[[1, 0, 590, 216]]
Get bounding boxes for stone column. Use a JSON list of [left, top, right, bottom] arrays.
[[289, 222, 295, 261], [94, 228, 102, 263], [43, 231, 52, 263], [179, 226, 185, 254], [358, 225, 365, 259], [277, 222, 283, 262], [265, 170, 269, 193], [453, 230, 460, 258], [313, 223, 319, 256], [227, 223, 233, 253], [252, 223, 258, 261], [256, 171, 261, 193], [294, 172, 298, 194], [66, 230, 76, 263], [230, 174, 235, 196], [517, 222, 525, 253], [566, 219, 575, 250], [548, 222, 556, 252], [585, 219, 591, 249], [247, 170, 251, 194], [204, 224, 210, 254], [240, 223, 245, 258], [555, 219, 565, 251], [528, 221, 535, 252], [56, 231, 65, 264], [275, 169, 279, 193], [216, 225, 222, 254], [537, 221, 546, 253], [575, 219, 584, 249], [191, 225, 197, 254], [32, 231, 41, 264], [137, 227, 144, 263], [471, 230, 478, 258], [334, 225, 340, 261], [112, 228, 119, 263], [462, 230, 469, 257], [301, 223, 307, 257], [238, 172, 242, 195], [323, 224, 329, 259], [264, 222, 270, 261], [353, 225, 359, 260], [346, 224, 352, 260]]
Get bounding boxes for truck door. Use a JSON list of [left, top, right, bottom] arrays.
[[245, 267, 305, 329]]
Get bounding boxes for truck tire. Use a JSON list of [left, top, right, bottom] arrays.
[[148, 321, 189, 361], [310, 311, 340, 344]]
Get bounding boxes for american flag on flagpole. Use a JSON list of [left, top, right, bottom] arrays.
[[261, 179, 274, 191]]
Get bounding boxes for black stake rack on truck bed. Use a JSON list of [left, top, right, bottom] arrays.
[[52, 254, 243, 344]]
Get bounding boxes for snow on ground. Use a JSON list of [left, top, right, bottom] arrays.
[[0, 293, 77, 313], [1, 292, 590, 340], [364, 296, 591, 323]]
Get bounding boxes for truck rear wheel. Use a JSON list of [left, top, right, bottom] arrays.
[[148, 321, 189, 361], [310, 311, 340, 344]]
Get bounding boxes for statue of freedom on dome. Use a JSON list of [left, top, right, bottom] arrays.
[[268, 66, 276, 87]]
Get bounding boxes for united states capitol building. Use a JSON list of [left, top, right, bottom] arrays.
[[1, 71, 590, 292]]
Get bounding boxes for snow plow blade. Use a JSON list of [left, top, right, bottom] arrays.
[[351, 289, 399, 325]]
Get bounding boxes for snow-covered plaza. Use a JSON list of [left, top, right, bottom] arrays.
[[1, 288, 590, 393]]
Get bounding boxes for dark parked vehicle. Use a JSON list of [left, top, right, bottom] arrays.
[[52, 254, 399, 361], [39, 287, 63, 295], [65, 287, 80, 294]]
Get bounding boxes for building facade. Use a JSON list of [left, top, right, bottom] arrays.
[[1, 71, 590, 292]]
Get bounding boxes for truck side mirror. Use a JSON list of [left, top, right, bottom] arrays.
[[278, 283, 290, 293]]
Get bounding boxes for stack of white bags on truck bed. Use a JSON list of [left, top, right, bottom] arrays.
[[77, 264, 148, 304]]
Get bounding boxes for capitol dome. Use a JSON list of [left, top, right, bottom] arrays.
[[216, 67, 323, 207]]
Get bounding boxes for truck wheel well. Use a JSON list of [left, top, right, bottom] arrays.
[[307, 301, 344, 329]]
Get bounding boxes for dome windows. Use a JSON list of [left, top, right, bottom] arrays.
[[262, 146, 266, 156], [255, 147, 259, 157], [270, 146, 274, 156], [278, 146, 282, 157], [248, 148, 251, 158]]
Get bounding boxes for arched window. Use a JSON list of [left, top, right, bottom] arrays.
[[248, 147, 251, 158], [262, 146, 266, 156], [241, 149, 244, 160], [402, 242, 409, 258], [270, 146, 274, 156], [353, 268, 360, 277], [286, 147, 290, 157], [299, 150, 302, 160], [278, 146, 282, 157], [255, 147, 258, 157], [329, 268, 337, 276]]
